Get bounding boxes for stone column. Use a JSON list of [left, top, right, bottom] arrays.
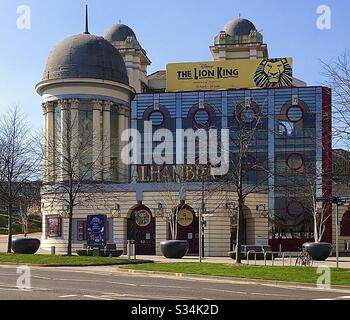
[[156, 218, 168, 255], [115, 217, 127, 252], [60, 100, 70, 182], [103, 101, 113, 181], [70, 99, 80, 178], [42, 104, 48, 183], [118, 105, 130, 183], [43, 102, 55, 183], [124, 106, 130, 179], [92, 100, 103, 181]]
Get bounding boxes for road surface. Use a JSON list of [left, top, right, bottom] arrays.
[[0, 265, 349, 300]]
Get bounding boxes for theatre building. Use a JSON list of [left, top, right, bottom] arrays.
[[37, 17, 340, 256]]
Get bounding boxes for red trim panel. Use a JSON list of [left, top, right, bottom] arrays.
[[322, 87, 332, 243]]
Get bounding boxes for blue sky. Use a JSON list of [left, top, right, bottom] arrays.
[[0, 0, 349, 130]]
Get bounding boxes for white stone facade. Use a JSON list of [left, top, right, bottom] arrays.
[[40, 189, 268, 256]]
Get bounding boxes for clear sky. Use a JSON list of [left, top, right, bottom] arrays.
[[0, 0, 349, 130]]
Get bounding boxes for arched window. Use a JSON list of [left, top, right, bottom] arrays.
[[341, 211, 350, 236]]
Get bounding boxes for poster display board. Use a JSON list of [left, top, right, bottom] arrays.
[[166, 58, 293, 92], [87, 215, 107, 248]]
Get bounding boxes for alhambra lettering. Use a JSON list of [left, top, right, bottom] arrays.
[[136, 165, 212, 183]]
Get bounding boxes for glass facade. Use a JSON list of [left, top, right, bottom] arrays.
[[132, 87, 331, 250]]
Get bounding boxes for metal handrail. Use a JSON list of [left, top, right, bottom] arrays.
[[281, 252, 294, 267], [263, 251, 274, 266], [246, 250, 257, 265]]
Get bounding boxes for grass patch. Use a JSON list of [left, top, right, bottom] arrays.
[[120, 263, 350, 287], [0, 254, 153, 266]]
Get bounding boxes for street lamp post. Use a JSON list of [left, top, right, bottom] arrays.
[[335, 199, 340, 269], [199, 207, 203, 263], [199, 165, 206, 263]]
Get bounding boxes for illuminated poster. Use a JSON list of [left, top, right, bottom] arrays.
[[47, 216, 61, 238], [87, 215, 107, 248], [166, 58, 293, 92]]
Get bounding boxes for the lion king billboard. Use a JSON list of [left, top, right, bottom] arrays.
[[166, 58, 293, 92]]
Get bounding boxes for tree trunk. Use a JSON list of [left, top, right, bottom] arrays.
[[7, 203, 13, 254], [314, 213, 319, 243], [67, 209, 73, 256], [235, 200, 244, 264]]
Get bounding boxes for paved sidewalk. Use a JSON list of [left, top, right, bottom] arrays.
[[124, 254, 350, 269]]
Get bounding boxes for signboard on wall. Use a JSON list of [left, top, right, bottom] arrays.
[[47, 216, 62, 238], [177, 209, 194, 227], [166, 58, 293, 92], [256, 236, 269, 246], [87, 215, 107, 248]]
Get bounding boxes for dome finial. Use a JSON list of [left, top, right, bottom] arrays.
[[84, 4, 90, 34]]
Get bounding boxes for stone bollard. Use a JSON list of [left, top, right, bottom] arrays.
[[51, 246, 56, 256]]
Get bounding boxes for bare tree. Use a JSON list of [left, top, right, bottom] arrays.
[[322, 52, 350, 152], [217, 101, 271, 264], [18, 181, 42, 238], [285, 162, 331, 243], [0, 107, 41, 253]]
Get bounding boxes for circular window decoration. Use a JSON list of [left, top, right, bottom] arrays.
[[177, 208, 194, 227], [238, 107, 258, 124], [193, 109, 210, 127], [244, 154, 258, 169], [148, 110, 165, 127], [134, 209, 152, 227], [286, 153, 304, 171], [287, 201, 305, 219], [287, 105, 304, 123]]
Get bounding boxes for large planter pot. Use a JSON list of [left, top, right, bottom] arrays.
[[303, 242, 332, 261], [160, 240, 189, 259], [12, 238, 41, 255]]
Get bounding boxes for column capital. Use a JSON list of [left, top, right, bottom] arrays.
[[123, 105, 130, 116], [117, 105, 130, 116], [58, 99, 70, 110], [103, 101, 114, 112], [69, 99, 80, 110], [42, 102, 55, 114], [91, 99, 103, 111]]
